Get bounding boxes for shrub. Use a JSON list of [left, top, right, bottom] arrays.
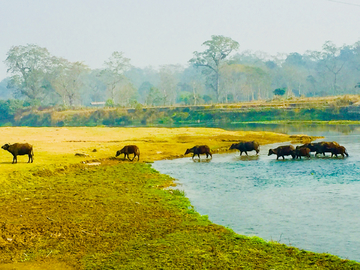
[[273, 88, 286, 96]]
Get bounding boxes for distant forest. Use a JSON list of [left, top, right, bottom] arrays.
[[1, 35, 360, 109]]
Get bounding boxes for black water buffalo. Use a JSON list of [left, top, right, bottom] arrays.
[[295, 146, 311, 159], [185, 145, 212, 159], [330, 145, 349, 157], [229, 141, 260, 156], [2, 143, 34, 164], [313, 141, 340, 156], [268, 145, 295, 160], [297, 143, 320, 153], [116, 145, 140, 161]]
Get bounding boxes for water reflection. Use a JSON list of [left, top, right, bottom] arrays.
[[191, 158, 212, 163], [174, 122, 360, 134], [234, 155, 259, 161], [228, 123, 360, 135]]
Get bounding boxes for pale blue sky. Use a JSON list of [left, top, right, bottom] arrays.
[[0, 0, 359, 80]]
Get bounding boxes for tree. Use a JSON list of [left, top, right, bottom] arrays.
[[83, 69, 107, 104], [284, 52, 306, 67], [137, 81, 154, 104], [50, 59, 90, 106], [220, 64, 246, 102], [308, 41, 348, 95], [321, 41, 347, 95], [281, 65, 307, 97], [177, 66, 206, 105], [145, 87, 162, 106], [4, 44, 55, 103], [189, 35, 239, 101], [101, 51, 131, 102], [158, 65, 182, 106], [273, 88, 286, 96], [220, 64, 270, 102], [115, 82, 137, 106]]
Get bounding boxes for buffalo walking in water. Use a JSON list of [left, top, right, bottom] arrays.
[[330, 145, 349, 158], [229, 141, 260, 156], [268, 145, 295, 160], [185, 145, 212, 160], [313, 141, 340, 157], [295, 146, 311, 159], [297, 143, 319, 154], [2, 143, 34, 164], [116, 145, 140, 161]]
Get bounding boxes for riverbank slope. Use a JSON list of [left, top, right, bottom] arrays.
[[0, 127, 357, 269]]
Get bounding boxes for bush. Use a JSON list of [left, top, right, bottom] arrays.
[[273, 88, 286, 96]]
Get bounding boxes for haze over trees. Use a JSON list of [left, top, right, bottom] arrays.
[[2, 36, 360, 108]]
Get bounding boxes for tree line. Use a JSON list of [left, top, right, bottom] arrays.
[[2, 36, 360, 108]]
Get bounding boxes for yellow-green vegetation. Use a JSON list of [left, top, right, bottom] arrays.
[[0, 127, 356, 269], [4, 94, 360, 127]]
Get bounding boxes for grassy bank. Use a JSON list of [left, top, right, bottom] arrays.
[[0, 127, 357, 269], [3, 95, 360, 127]]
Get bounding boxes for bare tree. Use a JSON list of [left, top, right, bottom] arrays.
[[50, 59, 90, 106], [189, 35, 239, 101], [101, 51, 131, 102]]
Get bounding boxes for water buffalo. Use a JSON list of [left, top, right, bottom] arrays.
[[268, 145, 295, 160], [185, 145, 212, 160], [1, 143, 34, 164], [229, 141, 260, 156], [330, 145, 349, 157], [297, 143, 320, 153], [116, 145, 140, 161], [295, 146, 311, 159], [313, 141, 340, 156]]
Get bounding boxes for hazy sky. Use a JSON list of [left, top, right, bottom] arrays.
[[1, 0, 359, 81]]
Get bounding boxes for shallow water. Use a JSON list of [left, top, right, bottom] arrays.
[[152, 128, 360, 261]]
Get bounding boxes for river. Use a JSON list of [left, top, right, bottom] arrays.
[[152, 125, 360, 261]]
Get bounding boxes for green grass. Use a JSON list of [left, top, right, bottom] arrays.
[[0, 161, 359, 269]]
